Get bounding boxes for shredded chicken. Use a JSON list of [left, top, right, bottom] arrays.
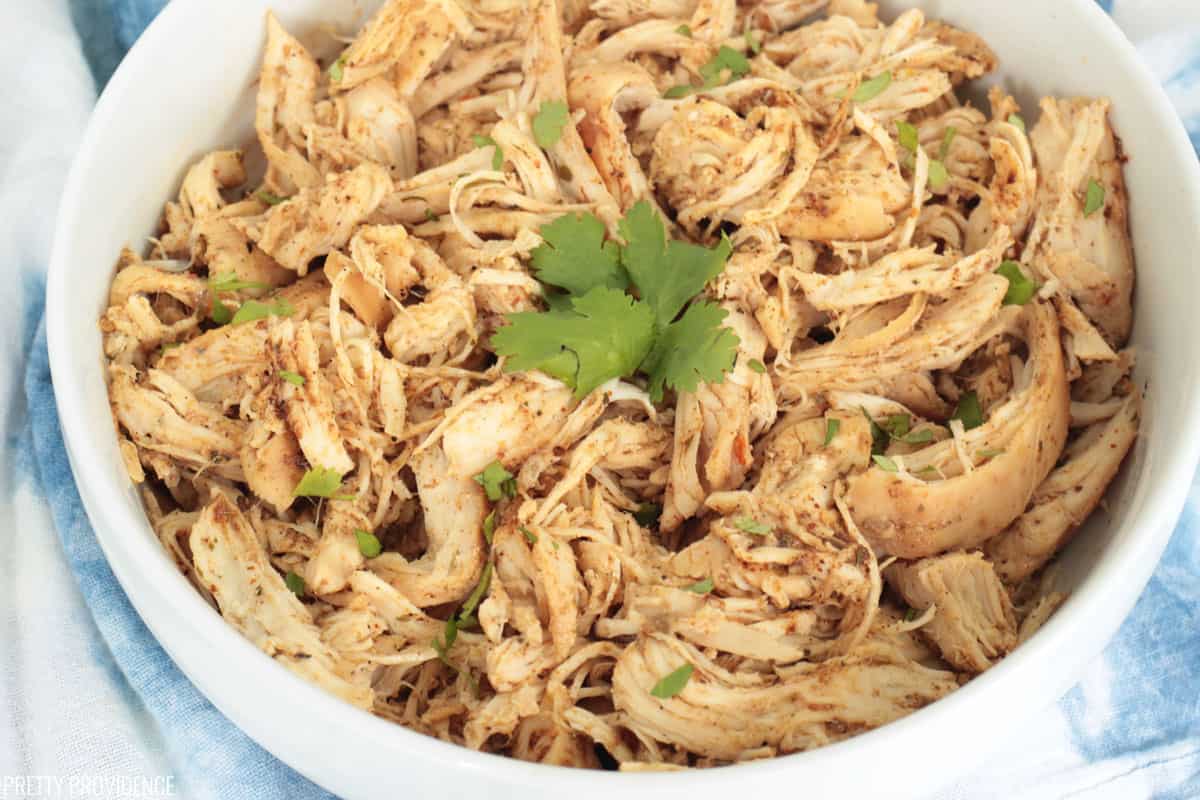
[[102, 0, 1140, 771]]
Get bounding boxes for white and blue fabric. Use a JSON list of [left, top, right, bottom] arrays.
[[1, 2, 1197, 798]]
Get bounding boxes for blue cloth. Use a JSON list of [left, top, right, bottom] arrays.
[[8, 1, 1200, 798]]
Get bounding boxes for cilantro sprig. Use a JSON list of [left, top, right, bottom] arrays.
[[493, 201, 739, 402], [650, 664, 694, 699], [532, 100, 569, 148], [664, 45, 750, 98]]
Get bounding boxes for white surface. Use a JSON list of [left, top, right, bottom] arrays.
[[43, 2, 1200, 799]]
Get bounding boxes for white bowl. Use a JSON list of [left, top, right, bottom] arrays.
[[46, 1, 1200, 797]]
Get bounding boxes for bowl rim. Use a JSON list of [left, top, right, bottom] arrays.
[[45, 0, 1200, 795]]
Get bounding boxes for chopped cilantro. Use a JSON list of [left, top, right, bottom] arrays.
[[928, 159, 949, 190], [231, 298, 295, 325], [903, 606, 919, 622], [256, 190, 288, 206], [210, 301, 234, 325], [733, 516, 771, 535], [530, 212, 626, 296], [663, 85, 695, 99], [995, 260, 1038, 305], [474, 460, 517, 501], [634, 502, 662, 528], [939, 126, 957, 160], [650, 663, 694, 699], [1007, 113, 1026, 133], [824, 417, 840, 446], [698, 45, 750, 88], [896, 121, 919, 153], [675, 24, 692, 37], [852, 71, 891, 102], [292, 467, 353, 500], [1084, 179, 1105, 216], [471, 134, 504, 171], [328, 55, 346, 83], [747, 358, 766, 374], [460, 562, 493, 620], [872, 454, 899, 472], [279, 370, 305, 387], [285, 570, 306, 597], [978, 448, 1005, 459], [483, 510, 496, 544], [355, 529, 382, 559], [862, 408, 889, 455], [915, 465, 942, 479], [684, 577, 714, 594], [745, 30, 761, 55], [520, 525, 538, 544], [423, 208, 439, 222], [532, 100, 570, 148], [951, 391, 984, 431]]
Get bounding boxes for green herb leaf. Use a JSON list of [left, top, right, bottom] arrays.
[[928, 159, 949, 190], [733, 516, 771, 535], [745, 30, 761, 55], [231, 298, 295, 325], [698, 45, 750, 88], [862, 408, 889, 456], [423, 208, 439, 222], [747, 358, 766, 374], [256, 190, 288, 206], [896, 120, 919, 153], [634, 502, 662, 528], [460, 562, 493, 620], [824, 417, 841, 446], [903, 606, 919, 622], [209, 273, 266, 298], [519, 525, 538, 544], [530, 212, 626, 296], [328, 55, 346, 83], [279, 370, 305, 387], [684, 577, 714, 594], [293, 467, 353, 500], [159, 342, 181, 355], [641, 300, 739, 402], [1084, 178, 1105, 216], [883, 414, 911, 438], [1007, 113, 1026, 133], [978, 448, 1005, 459], [474, 460, 517, 502], [950, 390, 984, 431], [939, 126, 957, 160], [532, 100, 570, 149], [852, 71, 892, 102], [471, 134, 504, 171], [483, 510, 496, 544], [872, 454, 899, 472], [995, 260, 1039, 306], [676, 24, 692, 37], [663, 85, 695, 99], [355, 529, 383, 559], [210, 301, 234, 325], [650, 663, 694, 699], [285, 570, 306, 597], [915, 465, 942, 479], [494, 286, 656, 398], [619, 201, 732, 331]]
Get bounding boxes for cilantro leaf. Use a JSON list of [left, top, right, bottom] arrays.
[[460, 562, 492, 620], [733, 516, 771, 535], [533, 100, 570, 148], [634, 502, 662, 528], [1008, 113, 1026, 133], [684, 577, 714, 594], [494, 287, 655, 398], [530, 212, 626, 296], [747, 358, 766, 374], [824, 418, 840, 446], [928, 160, 949, 190], [852, 71, 891, 102], [698, 45, 750, 88], [520, 525, 538, 544], [231, 298, 295, 325], [328, 54, 346, 83], [896, 121, 918, 153], [355, 529, 382, 558], [483, 510, 496, 544], [279, 370, 305, 387], [650, 663, 694, 699], [862, 408, 889, 455], [256, 190, 288, 206], [1084, 179, 1105, 216], [951, 391, 984, 431], [285, 571, 306, 597], [664, 84, 695, 99], [939, 126, 957, 160], [640, 300, 739, 403], [618, 201, 731, 331], [474, 460, 516, 501], [210, 300, 234, 325], [745, 30, 761, 54], [675, 24, 692, 37], [293, 467, 353, 500], [471, 134, 504, 171], [872, 454, 899, 472], [995, 260, 1039, 305]]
